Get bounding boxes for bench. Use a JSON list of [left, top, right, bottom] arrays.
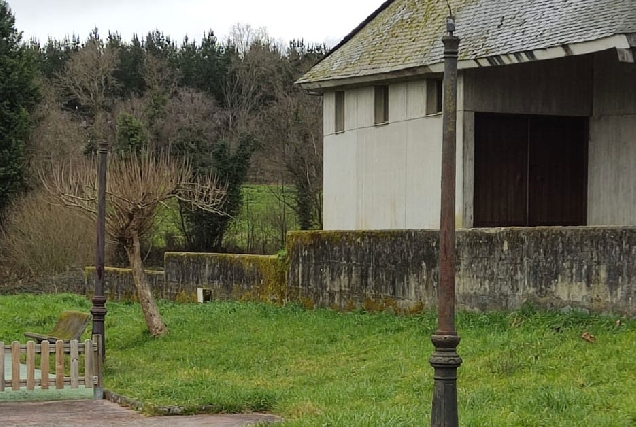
[[24, 311, 91, 344]]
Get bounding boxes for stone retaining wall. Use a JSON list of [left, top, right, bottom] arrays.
[[285, 227, 636, 316], [77, 227, 636, 316], [84, 267, 165, 301], [164, 253, 287, 303]]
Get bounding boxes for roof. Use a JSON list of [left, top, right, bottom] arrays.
[[298, 0, 636, 89]]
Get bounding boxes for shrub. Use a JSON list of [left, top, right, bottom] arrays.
[[0, 190, 98, 280]]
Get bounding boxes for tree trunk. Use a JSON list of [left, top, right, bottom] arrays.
[[126, 230, 167, 337]]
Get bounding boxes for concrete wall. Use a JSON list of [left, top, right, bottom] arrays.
[[82, 255, 284, 303], [163, 253, 287, 303], [286, 228, 636, 316], [322, 55, 601, 231], [462, 52, 636, 227], [322, 80, 464, 230], [84, 267, 165, 301], [462, 55, 594, 117], [461, 55, 594, 227], [0, 270, 87, 295], [72, 226, 636, 316], [588, 52, 636, 225]]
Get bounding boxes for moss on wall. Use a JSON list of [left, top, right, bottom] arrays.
[[164, 252, 291, 305], [287, 227, 636, 316], [78, 227, 636, 316]]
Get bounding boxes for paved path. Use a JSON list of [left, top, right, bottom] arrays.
[[2, 355, 282, 425], [0, 400, 282, 426]]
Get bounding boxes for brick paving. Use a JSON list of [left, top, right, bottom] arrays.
[[0, 400, 282, 426]]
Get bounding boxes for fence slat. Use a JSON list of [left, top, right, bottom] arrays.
[[41, 341, 49, 389], [70, 340, 79, 388], [3, 337, 102, 395], [84, 339, 93, 389], [26, 341, 35, 390], [11, 341, 20, 391], [55, 340, 64, 389], [0, 342, 5, 391]]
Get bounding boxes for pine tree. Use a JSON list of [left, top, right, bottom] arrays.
[[0, 1, 40, 214]]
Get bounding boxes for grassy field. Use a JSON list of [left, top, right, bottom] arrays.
[[223, 184, 298, 254], [0, 294, 635, 426], [149, 184, 298, 255]]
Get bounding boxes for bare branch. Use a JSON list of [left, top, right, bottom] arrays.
[[40, 151, 227, 245]]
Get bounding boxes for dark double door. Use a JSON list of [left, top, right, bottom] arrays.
[[474, 113, 588, 228]]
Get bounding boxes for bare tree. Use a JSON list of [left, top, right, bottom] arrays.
[[41, 152, 226, 336], [260, 88, 323, 229], [223, 28, 283, 140], [226, 23, 270, 57], [56, 34, 120, 147], [26, 77, 89, 184]]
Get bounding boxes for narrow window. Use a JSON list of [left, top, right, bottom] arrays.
[[374, 85, 389, 125], [426, 78, 443, 115], [335, 91, 345, 133]]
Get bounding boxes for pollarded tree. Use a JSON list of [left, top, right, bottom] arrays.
[[41, 152, 226, 336], [0, 1, 40, 214]]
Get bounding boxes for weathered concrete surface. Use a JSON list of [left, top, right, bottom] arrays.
[[83, 253, 286, 303], [0, 270, 86, 295], [0, 400, 281, 426], [164, 253, 287, 303], [85, 267, 165, 301], [588, 51, 636, 226], [322, 84, 463, 231], [55, 226, 636, 316], [286, 230, 438, 311], [286, 227, 636, 316]]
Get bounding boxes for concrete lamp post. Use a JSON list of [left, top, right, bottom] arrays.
[[91, 139, 108, 364], [429, 16, 462, 427]]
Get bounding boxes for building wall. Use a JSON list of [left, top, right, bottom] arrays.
[[323, 52, 636, 230], [463, 55, 594, 117], [462, 55, 594, 227], [323, 80, 464, 230], [588, 52, 636, 225], [462, 53, 636, 227]]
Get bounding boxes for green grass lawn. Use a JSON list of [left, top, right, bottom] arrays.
[[149, 184, 298, 255], [223, 184, 298, 254], [1, 294, 635, 426]]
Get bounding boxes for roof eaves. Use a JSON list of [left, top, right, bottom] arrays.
[[430, 33, 634, 70], [301, 33, 633, 91], [299, 64, 435, 90]]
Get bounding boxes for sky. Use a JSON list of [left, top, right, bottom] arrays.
[[8, 0, 386, 47]]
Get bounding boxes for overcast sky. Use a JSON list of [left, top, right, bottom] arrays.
[[8, 0, 385, 47]]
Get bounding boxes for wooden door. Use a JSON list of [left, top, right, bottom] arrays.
[[474, 114, 528, 227], [528, 116, 588, 226], [474, 113, 588, 227]]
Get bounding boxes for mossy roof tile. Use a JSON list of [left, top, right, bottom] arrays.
[[298, 0, 636, 85]]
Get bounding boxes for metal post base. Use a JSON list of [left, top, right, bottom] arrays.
[[430, 334, 462, 427], [91, 295, 107, 360]]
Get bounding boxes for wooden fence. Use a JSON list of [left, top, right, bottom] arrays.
[[0, 335, 102, 398]]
